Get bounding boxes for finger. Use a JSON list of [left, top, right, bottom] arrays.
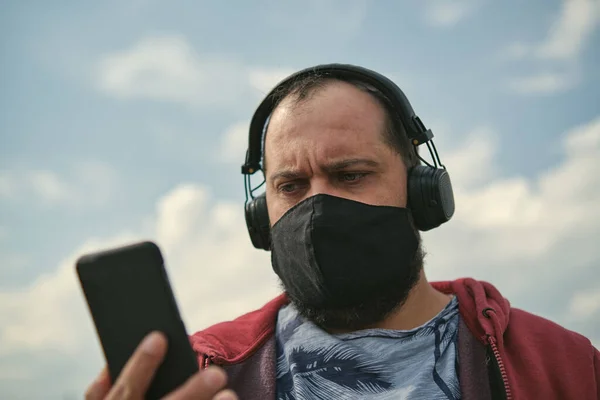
[[161, 366, 228, 400], [85, 366, 111, 400], [107, 331, 167, 399], [213, 389, 239, 400]]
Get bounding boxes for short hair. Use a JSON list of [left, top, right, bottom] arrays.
[[262, 72, 420, 171]]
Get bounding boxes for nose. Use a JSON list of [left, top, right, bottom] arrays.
[[306, 178, 345, 200]]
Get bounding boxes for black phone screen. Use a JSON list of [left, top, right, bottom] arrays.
[[76, 241, 198, 399]]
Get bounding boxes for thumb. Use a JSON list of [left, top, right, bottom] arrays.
[[85, 366, 111, 400]]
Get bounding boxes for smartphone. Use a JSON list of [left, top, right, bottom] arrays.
[[76, 241, 199, 399]]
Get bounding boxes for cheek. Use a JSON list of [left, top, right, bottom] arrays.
[[265, 194, 284, 227], [373, 172, 408, 207], [362, 190, 406, 208], [397, 190, 408, 208]]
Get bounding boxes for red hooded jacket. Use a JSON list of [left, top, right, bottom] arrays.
[[190, 278, 599, 399]]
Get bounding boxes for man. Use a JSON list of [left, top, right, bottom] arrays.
[[86, 64, 599, 400]]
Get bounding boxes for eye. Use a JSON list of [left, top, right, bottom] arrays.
[[339, 172, 368, 183], [277, 181, 304, 194], [279, 183, 297, 193]]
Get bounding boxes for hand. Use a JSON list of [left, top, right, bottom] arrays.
[[85, 331, 238, 400]]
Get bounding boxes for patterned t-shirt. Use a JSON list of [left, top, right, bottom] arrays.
[[275, 296, 461, 399]]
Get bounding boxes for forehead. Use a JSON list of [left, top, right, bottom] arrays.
[[263, 81, 388, 166]]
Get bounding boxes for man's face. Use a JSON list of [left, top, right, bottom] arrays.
[[264, 81, 408, 224], [263, 80, 422, 331]]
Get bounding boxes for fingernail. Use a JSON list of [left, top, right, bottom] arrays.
[[140, 332, 164, 355], [202, 367, 226, 389], [215, 390, 238, 400], [95, 367, 110, 384]]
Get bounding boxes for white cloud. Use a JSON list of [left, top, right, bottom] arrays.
[[501, 1, 599, 95], [508, 70, 578, 95], [424, 0, 483, 27], [97, 35, 200, 99], [150, 186, 279, 327], [564, 116, 600, 153], [248, 68, 296, 95], [0, 173, 15, 198], [0, 253, 29, 276], [442, 126, 498, 188], [1, 117, 599, 398], [0, 161, 119, 209], [96, 34, 297, 107], [0, 169, 74, 205], [536, 0, 600, 60], [26, 170, 74, 203], [569, 285, 600, 319], [424, 117, 600, 301], [264, 0, 368, 37], [496, 42, 531, 62], [453, 117, 598, 234], [502, 0, 599, 61], [73, 161, 121, 207], [0, 364, 30, 382], [96, 35, 235, 106], [217, 121, 250, 164]]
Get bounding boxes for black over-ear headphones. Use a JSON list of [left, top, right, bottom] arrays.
[[241, 64, 455, 251]]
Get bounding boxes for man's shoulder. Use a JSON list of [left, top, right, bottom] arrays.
[[442, 277, 593, 350], [505, 306, 596, 365], [503, 307, 599, 397], [508, 307, 592, 346], [189, 294, 288, 364]]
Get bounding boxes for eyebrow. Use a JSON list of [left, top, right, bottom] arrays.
[[269, 158, 380, 183], [323, 158, 380, 172]]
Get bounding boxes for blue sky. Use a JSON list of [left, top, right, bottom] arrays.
[[1, 1, 599, 398]]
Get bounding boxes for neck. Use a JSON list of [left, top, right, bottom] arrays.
[[367, 272, 452, 331]]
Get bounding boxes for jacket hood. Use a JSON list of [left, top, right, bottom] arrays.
[[438, 278, 511, 343], [190, 278, 511, 365]]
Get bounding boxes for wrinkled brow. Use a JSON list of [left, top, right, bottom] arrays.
[[269, 158, 380, 183]]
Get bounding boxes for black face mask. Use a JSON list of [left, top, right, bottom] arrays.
[[270, 194, 420, 312]]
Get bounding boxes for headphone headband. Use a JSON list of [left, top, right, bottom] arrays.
[[241, 63, 455, 249], [241, 63, 434, 175]]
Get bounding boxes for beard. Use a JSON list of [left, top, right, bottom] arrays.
[[281, 239, 426, 332]]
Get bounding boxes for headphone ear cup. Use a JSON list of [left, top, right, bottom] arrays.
[[407, 165, 455, 231], [244, 193, 271, 250]]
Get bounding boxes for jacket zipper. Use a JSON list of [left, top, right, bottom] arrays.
[[201, 355, 213, 369], [488, 336, 512, 400]]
